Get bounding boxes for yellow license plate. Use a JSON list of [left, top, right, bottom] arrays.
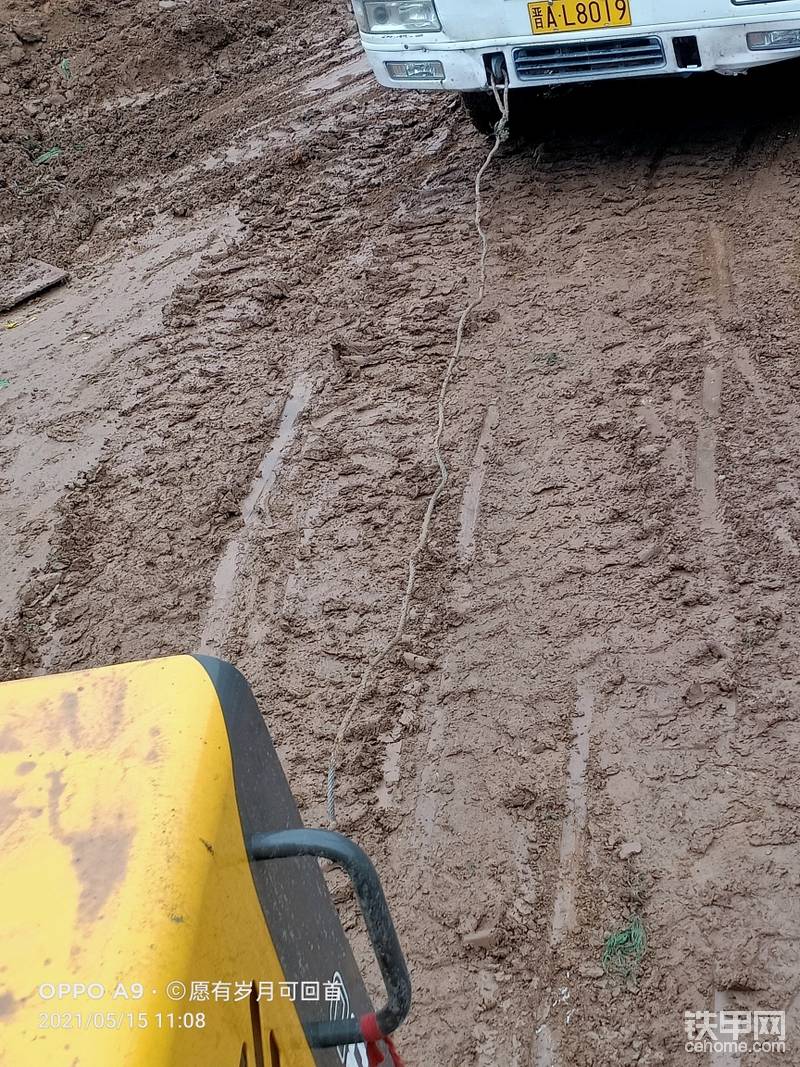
[[528, 1, 632, 34]]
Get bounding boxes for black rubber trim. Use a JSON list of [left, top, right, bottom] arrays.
[[192, 655, 372, 1067], [249, 829, 412, 1048]]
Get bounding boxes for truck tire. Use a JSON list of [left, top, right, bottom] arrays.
[[460, 90, 504, 137]]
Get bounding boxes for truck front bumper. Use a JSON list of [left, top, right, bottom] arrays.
[[361, 20, 800, 92]]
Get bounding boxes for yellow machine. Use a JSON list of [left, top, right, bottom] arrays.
[[0, 655, 410, 1066]]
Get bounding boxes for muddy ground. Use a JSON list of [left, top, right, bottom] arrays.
[[3, 1, 800, 1063]]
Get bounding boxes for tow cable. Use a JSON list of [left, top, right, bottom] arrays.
[[326, 76, 512, 828]]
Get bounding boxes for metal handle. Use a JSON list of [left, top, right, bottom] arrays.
[[248, 829, 411, 1048]]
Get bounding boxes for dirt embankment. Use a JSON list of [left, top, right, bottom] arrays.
[[3, 2, 800, 1064]]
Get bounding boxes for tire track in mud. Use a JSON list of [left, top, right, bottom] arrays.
[[479, 113, 745, 1067], [692, 111, 800, 1051], [199, 374, 314, 656], [0, 210, 240, 645], [543, 87, 800, 1063]]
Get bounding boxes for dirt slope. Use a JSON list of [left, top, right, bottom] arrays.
[[3, 3, 800, 1064]]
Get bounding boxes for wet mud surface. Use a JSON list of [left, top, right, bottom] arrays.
[[3, 2, 800, 1063]]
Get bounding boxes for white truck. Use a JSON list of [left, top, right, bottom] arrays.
[[351, 1, 800, 131]]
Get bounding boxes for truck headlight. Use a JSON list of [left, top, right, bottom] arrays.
[[747, 28, 800, 50], [385, 60, 445, 79], [352, 1, 441, 33]]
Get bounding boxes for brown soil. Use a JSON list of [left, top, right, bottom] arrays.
[[3, 2, 800, 1063]]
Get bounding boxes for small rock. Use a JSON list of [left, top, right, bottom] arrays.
[[578, 963, 605, 979], [618, 841, 642, 861], [704, 640, 726, 660], [401, 651, 434, 672], [463, 927, 499, 950], [0, 82, 10, 96], [760, 578, 784, 591], [605, 670, 625, 689], [502, 782, 536, 809], [688, 828, 715, 855], [635, 542, 660, 565], [12, 23, 44, 43], [684, 681, 705, 707], [159, 0, 178, 8]]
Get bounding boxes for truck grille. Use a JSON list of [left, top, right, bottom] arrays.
[[513, 36, 665, 81]]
